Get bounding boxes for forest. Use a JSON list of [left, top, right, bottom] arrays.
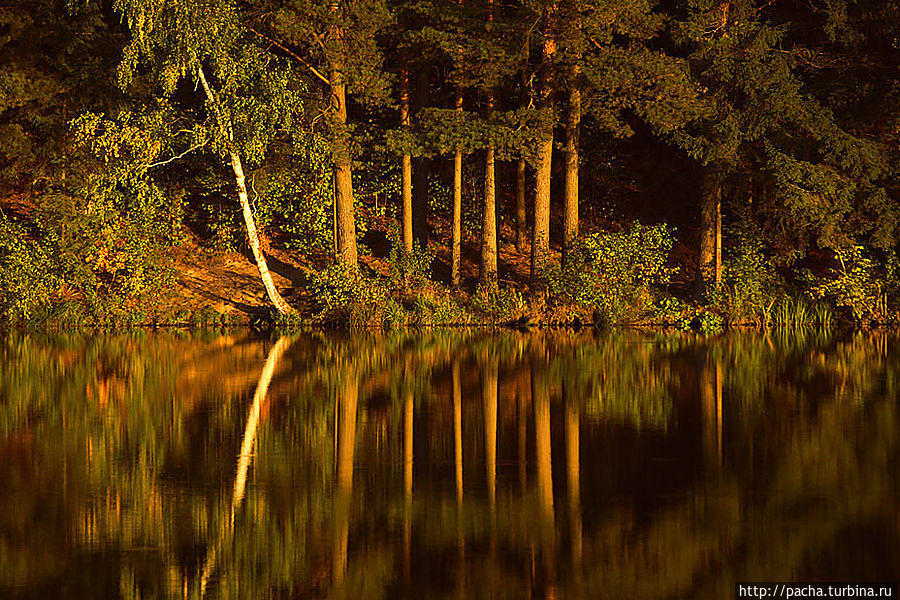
[[0, 0, 898, 329]]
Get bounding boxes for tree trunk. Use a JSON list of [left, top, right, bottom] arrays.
[[481, 92, 499, 289], [413, 67, 430, 248], [531, 15, 556, 283], [196, 66, 293, 315], [562, 63, 580, 270], [401, 67, 413, 254], [696, 163, 722, 299], [452, 89, 463, 287], [516, 158, 527, 253], [329, 56, 358, 268]]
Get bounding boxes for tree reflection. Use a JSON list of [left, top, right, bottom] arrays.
[[1, 329, 898, 599]]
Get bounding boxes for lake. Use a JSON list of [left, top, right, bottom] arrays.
[[1, 329, 898, 598]]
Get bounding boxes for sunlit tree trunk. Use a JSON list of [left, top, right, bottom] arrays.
[[531, 9, 556, 283], [413, 67, 430, 247], [697, 163, 722, 298], [481, 0, 498, 289], [562, 63, 581, 270], [452, 88, 464, 287], [328, 43, 359, 268], [196, 67, 293, 315], [401, 66, 413, 254]]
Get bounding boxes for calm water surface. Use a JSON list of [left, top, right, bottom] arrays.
[[1, 329, 898, 598]]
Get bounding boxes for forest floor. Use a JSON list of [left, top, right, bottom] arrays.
[[166, 220, 541, 322]]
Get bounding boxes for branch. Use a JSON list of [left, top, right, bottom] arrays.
[[247, 26, 331, 85], [144, 140, 208, 169]]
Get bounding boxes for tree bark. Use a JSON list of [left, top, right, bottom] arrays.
[[515, 158, 527, 253], [326, 44, 359, 268], [481, 92, 499, 289], [696, 163, 722, 299], [413, 67, 430, 248], [401, 66, 413, 254], [452, 89, 463, 287], [531, 11, 556, 283], [562, 63, 580, 270], [196, 66, 293, 315]]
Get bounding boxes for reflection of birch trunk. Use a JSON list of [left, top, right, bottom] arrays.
[[199, 336, 291, 598], [565, 390, 583, 588], [333, 368, 359, 590], [403, 387, 414, 584]]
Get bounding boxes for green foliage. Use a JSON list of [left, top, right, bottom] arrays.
[[544, 222, 676, 324], [0, 215, 57, 322], [698, 311, 724, 334], [386, 227, 435, 294], [469, 285, 527, 324], [308, 265, 403, 328], [709, 228, 779, 325], [652, 297, 696, 330], [809, 245, 885, 323], [408, 294, 470, 326]]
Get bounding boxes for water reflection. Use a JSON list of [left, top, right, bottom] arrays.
[[1, 330, 898, 599]]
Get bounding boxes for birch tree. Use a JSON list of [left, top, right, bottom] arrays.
[[113, 0, 298, 313]]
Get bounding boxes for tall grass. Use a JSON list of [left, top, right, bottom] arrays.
[[769, 296, 832, 330]]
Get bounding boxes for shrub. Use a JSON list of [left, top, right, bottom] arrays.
[[809, 245, 883, 323], [709, 232, 779, 325], [0, 217, 58, 323], [543, 222, 676, 324], [386, 226, 435, 294], [470, 285, 527, 324], [308, 264, 402, 328]]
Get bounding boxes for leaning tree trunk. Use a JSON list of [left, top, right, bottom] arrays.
[[452, 87, 463, 287], [562, 62, 581, 270], [196, 66, 293, 315], [400, 66, 413, 254], [531, 10, 556, 283], [696, 163, 722, 299]]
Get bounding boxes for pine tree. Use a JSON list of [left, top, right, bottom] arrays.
[[672, 0, 895, 297], [267, 0, 393, 269]]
